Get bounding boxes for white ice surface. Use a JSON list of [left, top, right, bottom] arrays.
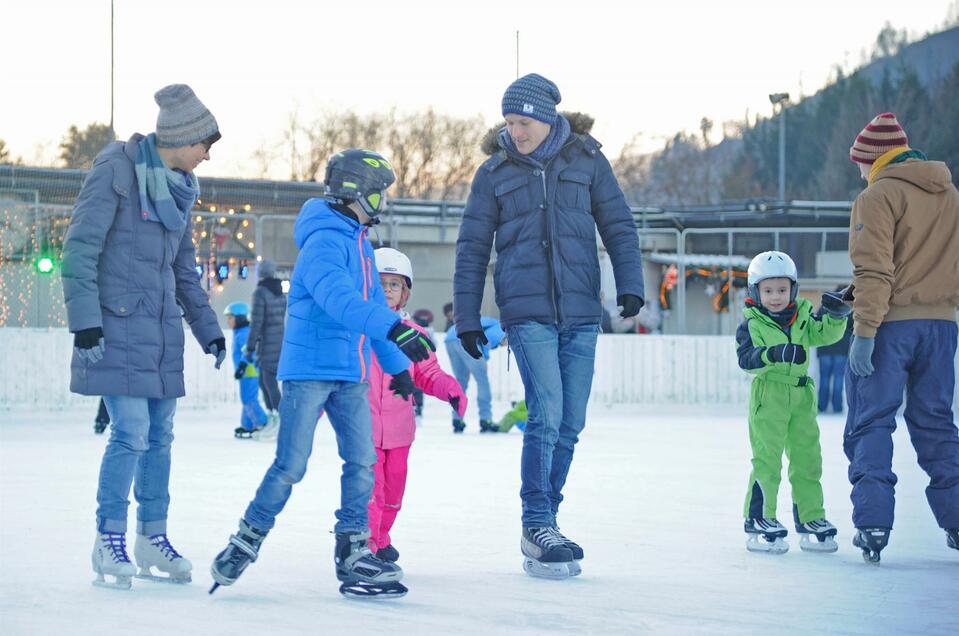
[[1, 400, 957, 636]]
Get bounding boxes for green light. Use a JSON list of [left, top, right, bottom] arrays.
[[36, 256, 55, 274]]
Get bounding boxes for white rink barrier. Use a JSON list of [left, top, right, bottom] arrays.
[[2, 328, 956, 411]]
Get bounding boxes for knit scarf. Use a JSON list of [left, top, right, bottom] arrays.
[[499, 114, 571, 167], [868, 146, 927, 185], [135, 133, 199, 232]]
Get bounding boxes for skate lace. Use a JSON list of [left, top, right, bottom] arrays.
[[532, 528, 566, 549], [757, 518, 783, 531], [149, 534, 182, 561], [803, 519, 833, 532], [102, 533, 131, 563]]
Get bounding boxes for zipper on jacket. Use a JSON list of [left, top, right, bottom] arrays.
[[540, 167, 561, 325], [356, 229, 369, 383]]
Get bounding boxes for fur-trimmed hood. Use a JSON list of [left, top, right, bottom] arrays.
[[480, 111, 595, 156]]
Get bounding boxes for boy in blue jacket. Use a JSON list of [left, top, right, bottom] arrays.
[[224, 302, 268, 439], [210, 149, 435, 599]]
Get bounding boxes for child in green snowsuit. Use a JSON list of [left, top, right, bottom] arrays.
[[735, 251, 851, 553]]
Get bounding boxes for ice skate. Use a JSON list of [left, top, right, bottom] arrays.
[[521, 527, 575, 579], [92, 532, 135, 590], [551, 526, 583, 576], [375, 544, 400, 563], [853, 527, 890, 564], [234, 426, 259, 439], [253, 412, 280, 441], [134, 534, 192, 583], [209, 519, 268, 594], [796, 518, 838, 553], [479, 419, 499, 433], [947, 528, 958, 552], [744, 518, 789, 554], [451, 418, 466, 434], [335, 530, 407, 599]]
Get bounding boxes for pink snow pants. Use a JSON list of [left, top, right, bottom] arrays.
[[368, 445, 411, 551]]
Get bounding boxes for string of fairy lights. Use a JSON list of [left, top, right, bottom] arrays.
[[0, 198, 257, 328]]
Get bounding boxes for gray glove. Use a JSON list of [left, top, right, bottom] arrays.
[[207, 338, 227, 370], [849, 335, 875, 377], [74, 327, 106, 364]]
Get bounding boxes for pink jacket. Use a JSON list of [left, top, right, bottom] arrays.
[[369, 320, 466, 449]]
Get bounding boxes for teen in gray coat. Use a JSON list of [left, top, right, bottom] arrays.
[[61, 84, 225, 589], [246, 259, 286, 431]]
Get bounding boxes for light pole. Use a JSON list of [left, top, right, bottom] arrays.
[[768, 92, 789, 203]]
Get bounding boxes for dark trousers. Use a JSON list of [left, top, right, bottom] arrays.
[[818, 354, 847, 413], [844, 320, 959, 530], [258, 367, 282, 411]]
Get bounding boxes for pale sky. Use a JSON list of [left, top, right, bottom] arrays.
[[2, 0, 955, 179]]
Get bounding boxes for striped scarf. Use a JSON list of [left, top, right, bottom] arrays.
[[135, 133, 199, 232]]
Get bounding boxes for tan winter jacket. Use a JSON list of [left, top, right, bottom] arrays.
[[847, 160, 959, 337]]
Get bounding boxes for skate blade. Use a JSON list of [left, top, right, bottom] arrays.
[[523, 558, 571, 580], [746, 535, 789, 554], [92, 573, 132, 590], [860, 550, 882, 564], [339, 581, 408, 599], [567, 560, 582, 577], [135, 568, 192, 584], [209, 564, 237, 590], [799, 534, 838, 553]]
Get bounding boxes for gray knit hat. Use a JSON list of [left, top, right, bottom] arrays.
[[502, 73, 562, 125], [258, 259, 276, 279], [154, 84, 220, 148]]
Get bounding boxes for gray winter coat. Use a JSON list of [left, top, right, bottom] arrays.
[[61, 133, 223, 398], [248, 279, 286, 372]]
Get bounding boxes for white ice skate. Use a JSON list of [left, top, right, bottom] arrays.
[[92, 532, 135, 590], [797, 519, 838, 553], [253, 413, 279, 442], [521, 527, 575, 580], [134, 534, 192, 584], [745, 518, 789, 554]]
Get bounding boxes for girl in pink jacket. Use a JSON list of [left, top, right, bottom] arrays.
[[368, 248, 467, 562]]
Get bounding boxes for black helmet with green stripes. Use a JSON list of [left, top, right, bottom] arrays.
[[323, 149, 396, 217]]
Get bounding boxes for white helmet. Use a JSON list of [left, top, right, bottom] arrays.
[[374, 247, 413, 288], [747, 251, 798, 303]]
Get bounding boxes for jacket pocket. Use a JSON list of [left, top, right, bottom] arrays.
[[101, 292, 145, 317], [558, 169, 591, 211], [494, 175, 532, 220]]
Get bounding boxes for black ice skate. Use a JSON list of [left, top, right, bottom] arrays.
[[451, 418, 466, 434], [209, 519, 268, 593], [550, 527, 583, 576], [947, 528, 958, 552], [745, 518, 789, 554], [234, 426, 261, 439], [335, 531, 407, 599], [853, 527, 891, 564], [375, 544, 400, 563], [134, 534, 192, 583], [796, 518, 838, 553], [479, 419, 499, 433], [92, 531, 135, 590], [521, 527, 575, 579]]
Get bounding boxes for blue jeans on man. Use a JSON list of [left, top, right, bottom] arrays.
[[844, 319, 959, 531], [506, 321, 599, 527], [244, 380, 377, 533], [97, 396, 177, 535], [446, 339, 493, 421], [818, 353, 847, 413]]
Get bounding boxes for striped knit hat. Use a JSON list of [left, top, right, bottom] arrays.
[[502, 73, 561, 124], [849, 112, 908, 164], [154, 84, 220, 148]]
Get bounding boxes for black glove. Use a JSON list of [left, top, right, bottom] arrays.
[[207, 337, 227, 369], [388, 323, 436, 363], [234, 361, 248, 380], [73, 327, 105, 364], [765, 343, 806, 365], [389, 370, 415, 401], [459, 330, 488, 360], [819, 291, 852, 318], [617, 294, 644, 318], [449, 395, 461, 414]]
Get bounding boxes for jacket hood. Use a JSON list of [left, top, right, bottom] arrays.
[[480, 111, 596, 156], [875, 160, 954, 194], [293, 198, 359, 249]]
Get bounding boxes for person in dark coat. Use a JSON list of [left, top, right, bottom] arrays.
[[61, 84, 225, 588], [453, 73, 644, 577], [816, 286, 853, 413], [246, 258, 286, 434]]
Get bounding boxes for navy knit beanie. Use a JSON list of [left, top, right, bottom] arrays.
[[501, 73, 561, 125]]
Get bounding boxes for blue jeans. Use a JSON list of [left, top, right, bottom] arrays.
[[446, 338, 492, 421], [817, 354, 847, 413], [97, 396, 177, 535], [507, 321, 599, 527], [244, 380, 377, 534]]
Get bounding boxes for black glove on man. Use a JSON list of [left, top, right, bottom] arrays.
[[458, 330, 488, 360], [388, 323, 436, 363], [73, 326, 105, 364], [207, 337, 227, 369], [765, 343, 806, 365], [389, 370, 416, 401], [618, 294, 644, 318], [818, 291, 852, 318]]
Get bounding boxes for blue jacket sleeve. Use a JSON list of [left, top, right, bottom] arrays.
[[453, 167, 498, 335], [173, 214, 224, 350], [231, 329, 246, 370], [299, 233, 401, 341], [590, 150, 645, 301]]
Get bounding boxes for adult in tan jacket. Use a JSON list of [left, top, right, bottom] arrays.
[[843, 112, 959, 563]]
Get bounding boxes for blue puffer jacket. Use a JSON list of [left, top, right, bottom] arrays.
[[61, 133, 223, 399], [277, 198, 408, 382], [453, 113, 644, 334]]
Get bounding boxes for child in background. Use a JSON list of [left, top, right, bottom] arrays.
[[224, 303, 268, 439], [368, 248, 467, 562], [735, 251, 850, 554], [498, 400, 527, 433]]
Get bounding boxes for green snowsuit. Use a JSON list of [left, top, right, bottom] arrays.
[[735, 298, 847, 524]]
